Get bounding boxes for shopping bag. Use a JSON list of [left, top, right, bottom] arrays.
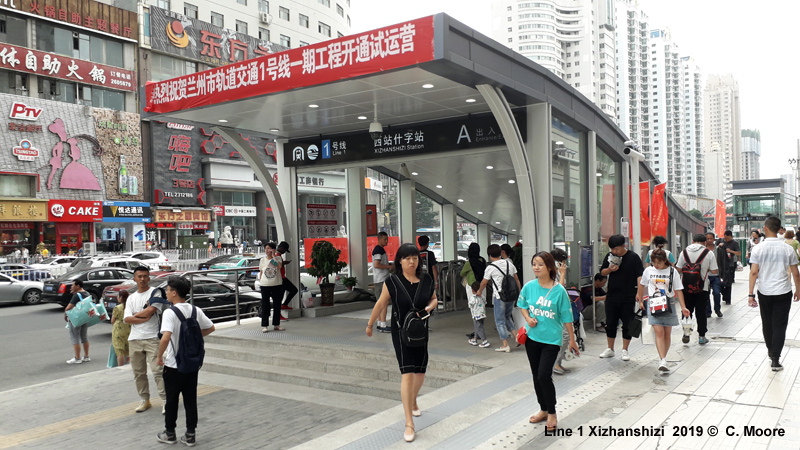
[[641, 316, 655, 345], [107, 344, 118, 368], [66, 295, 97, 327], [94, 301, 109, 322], [628, 309, 643, 338]]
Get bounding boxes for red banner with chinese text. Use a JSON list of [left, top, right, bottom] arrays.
[[628, 183, 651, 246], [144, 16, 436, 114], [303, 236, 400, 269], [714, 200, 726, 238], [650, 183, 669, 239]]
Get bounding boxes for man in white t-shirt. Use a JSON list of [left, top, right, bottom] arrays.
[[749, 217, 800, 372], [477, 244, 521, 352], [123, 266, 165, 413], [156, 277, 214, 446]]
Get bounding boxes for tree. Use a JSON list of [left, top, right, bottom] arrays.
[[415, 192, 440, 229], [688, 209, 704, 221]]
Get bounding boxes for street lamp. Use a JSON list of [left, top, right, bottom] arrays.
[[624, 140, 645, 253]]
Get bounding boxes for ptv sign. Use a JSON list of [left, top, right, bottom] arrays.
[[9, 102, 43, 121]]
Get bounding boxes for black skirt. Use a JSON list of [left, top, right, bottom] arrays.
[[386, 273, 435, 374]]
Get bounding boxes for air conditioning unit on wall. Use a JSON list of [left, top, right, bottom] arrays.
[[260, 13, 272, 25]]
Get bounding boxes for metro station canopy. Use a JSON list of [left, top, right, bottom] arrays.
[[143, 13, 703, 238]]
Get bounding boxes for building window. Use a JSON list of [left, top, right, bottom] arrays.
[[347, 15, 350, 27], [236, 20, 248, 34], [319, 0, 330, 6], [337, 4, 344, 17], [211, 12, 224, 27], [155, 0, 170, 9], [259, 0, 269, 13], [259, 27, 270, 41], [36, 22, 124, 68], [0, 14, 26, 47], [319, 22, 331, 37], [507, 27, 512, 32], [299, 41, 309, 47], [507, 6, 512, 11], [237, 0, 247, 4], [508, 37, 512, 42], [279, 7, 289, 21], [299, 14, 309, 28], [38, 76, 76, 104], [151, 53, 196, 82], [337, 31, 344, 38], [280, 34, 290, 47], [184, 3, 198, 19], [0, 69, 28, 95]]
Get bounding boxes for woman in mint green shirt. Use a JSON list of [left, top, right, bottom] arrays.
[[518, 251, 579, 431]]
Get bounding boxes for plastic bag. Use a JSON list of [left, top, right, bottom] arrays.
[[641, 316, 654, 345], [680, 315, 694, 335], [108, 344, 118, 368], [66, 295, 97, 327]]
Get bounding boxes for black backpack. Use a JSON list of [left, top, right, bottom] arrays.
[[393, 275, 429, 348], [418, 251, 430, 276], [170, 305, 206, 373], [681, 249, 709, 295], [490, 260, 519, 303]]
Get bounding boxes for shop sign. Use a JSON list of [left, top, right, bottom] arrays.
[[0, 221, 32, 229], [0, 43, 135, 91], [365, 177, 383, 192], [146, 222, 175, 229], [286, 110, 526, 167], [9, 102, 42, 121], [0, 199, 47, 221], [12, 139, 39, 161], [149, 6, 287, 68], [0, 0, 138, 41], [222, 206, 257, 217], [192, 222, 208, 230], [177, 223, 194, 230], [145, 16, 435, 114], [8, 123, 42, 132], [48, 200, 102, 222], [154, 210, 211, 223], [102, 201, 151, 223], [213, 205, 224, 216]]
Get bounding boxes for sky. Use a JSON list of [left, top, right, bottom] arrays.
[[349, 0, 800, 180]]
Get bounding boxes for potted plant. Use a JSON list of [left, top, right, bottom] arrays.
[[341, 276, 358, 291], [307, 240, 348, 306]]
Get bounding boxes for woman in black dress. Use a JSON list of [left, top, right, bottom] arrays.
[[367, 243, 437, 443]]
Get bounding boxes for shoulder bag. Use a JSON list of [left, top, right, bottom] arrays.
[[391, 274, 429, 348]]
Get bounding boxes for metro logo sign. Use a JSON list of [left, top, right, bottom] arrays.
[[9, 102, 42, 121]]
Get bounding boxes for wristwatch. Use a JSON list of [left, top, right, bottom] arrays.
[[748, 294, 755, 298]]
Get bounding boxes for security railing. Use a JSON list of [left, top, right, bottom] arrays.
[[183, 266, 262, 325], [0, 268, 52, 282]]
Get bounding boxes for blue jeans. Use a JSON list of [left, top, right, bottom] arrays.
[[493, 298, 516, 341], [706, 276, 722, 315]]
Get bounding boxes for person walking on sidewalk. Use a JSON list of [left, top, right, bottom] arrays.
[[747, 230, 761, 265], [64, 280, 91, 364], [467, 281, 490, 348], [111, 291, 132, 366], [644, 235, 676, 268], [259, 242, 285, 332], [366, 243, 438, 443], [372, 232, 393, 333], [123, 266, 166, 414], [461, 243, 486, 340], [676, 234, 718, 346], [276, 241, 299, 313], [705, 232, 724, 318], [477, 244, 522, 352], [156, 277, 215, 446], [519, 251, 579, 431], [550, 247, 571, 375], [718, 230, 741, 303], [748, 216, 800, 372], [598, 234, 644, 361]]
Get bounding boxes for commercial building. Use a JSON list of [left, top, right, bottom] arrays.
[[0, 1, 148, 255], [704, 74, 741, 203], [740, 129, 760, 181]]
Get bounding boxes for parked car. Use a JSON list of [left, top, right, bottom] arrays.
[[120, 251, 169, 269], [69, 256, 144, 273], [197, 254, 236, 271], [42, 268, 134, 306], [207, 255, 263, 281], [0, 263, 52, 281], [0, 272, 43, 305], [29, 256, 78, 277]]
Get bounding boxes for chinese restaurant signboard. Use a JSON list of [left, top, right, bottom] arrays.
[[154, 210, 211, 223], [0, 43, 135, 91], [0, 0, 137, 41], [0, 199, 48, 221], [149, 6, 287, 67], [145, 16, 435, 114]]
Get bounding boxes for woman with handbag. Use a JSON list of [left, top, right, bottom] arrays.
[[638, 249, 690, 372], [366, 243, 437, 443], [258, 242, 285, 332], [518, 251, 579, 431]]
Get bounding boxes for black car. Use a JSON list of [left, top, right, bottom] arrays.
[[42, 268, 134, 306], [197, 255, 235, 271]]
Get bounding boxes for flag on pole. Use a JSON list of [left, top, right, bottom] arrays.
[[628, 183, 652, 246], [650, 183, 668, 239], [714, 199, 726, 237]]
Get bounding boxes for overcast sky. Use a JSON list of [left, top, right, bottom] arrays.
[[350, 0, 799, 181]]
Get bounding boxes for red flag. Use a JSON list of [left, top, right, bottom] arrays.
[[651, 183, 668, 239], [714, 199, 726, 237], [628, 183, 651, 245], [601, 184, 616, 241]]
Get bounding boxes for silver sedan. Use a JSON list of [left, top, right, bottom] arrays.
[[0, 272, 44, 305]]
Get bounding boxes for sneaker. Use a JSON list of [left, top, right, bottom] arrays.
[[621, 349, 630, 361], [82, 356, 91, 362], [135, 400, 152, 413], [553, 366, 566, 375], [156, 431, 177, 444], [281, 304, 293, 310], [377, 326, 391, 333], [66, 357, 82, 364], [479, 340, 491, 348], [468, 338, 478, 346], [599, 348, 615, 358], [706, 313, 712, 318], [772, 358, 783, 372], [180, 434, 196, 447], [658, 359, 670, 372], [162, 404, 166, 415], [699, 336, 709, 345], [494, 346, 511, 353], [716, 311, 723, 318], [261, 327, 269, 333]]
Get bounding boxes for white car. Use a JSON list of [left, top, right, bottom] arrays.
[[29, 256, 78, 277], [121, 252, 169, 269], [70, 256, 144, 272]]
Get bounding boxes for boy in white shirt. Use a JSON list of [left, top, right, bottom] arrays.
[[156, 277, 215, 446]]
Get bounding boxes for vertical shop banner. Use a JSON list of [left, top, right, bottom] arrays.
[[93, 110, 143, 200], [650, 183, 669, 240], [365, 204, 378, 236], [600, 184, 616, 241], [714, 200, 726, 237], [627, 183, 651, 245]]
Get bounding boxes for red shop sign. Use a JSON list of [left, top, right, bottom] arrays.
[[193, 222, 208, 230], [146, 222, 176, 229], [145, 16, 435, 114], [0, 222, 32, 230], [48, 200, 102, 222], [0, 44, 135, 92]]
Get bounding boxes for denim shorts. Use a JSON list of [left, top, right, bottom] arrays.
[[645, 299, 679, 327]]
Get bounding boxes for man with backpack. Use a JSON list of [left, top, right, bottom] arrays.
[[676, 234, 718, 345], [417, 236, 439, 289], [476, 244, 521, 352], [156, 277, 215, 446]]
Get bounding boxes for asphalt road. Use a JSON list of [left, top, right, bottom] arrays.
[[0, 302, 113, 392]]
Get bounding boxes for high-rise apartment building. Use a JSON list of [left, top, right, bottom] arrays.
[[681, 56, 703, 196], [741, 129, 761, 180], [491, 0, 617, 120], [615, 0, 650, 158], [704, 74, 741, 202]]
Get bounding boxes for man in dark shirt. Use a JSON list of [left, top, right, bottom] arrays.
[[718, 230, 741, 304], [598, 234, 643, 361], [417, 236, 439, 289], [580, 273, 607, 331]]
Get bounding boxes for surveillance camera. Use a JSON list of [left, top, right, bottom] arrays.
[[369, 120, 383, 140], [624, 147, 632, 155]]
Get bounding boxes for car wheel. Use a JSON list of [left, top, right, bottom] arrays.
[[246, 304, 260, 318], [89, 291, 100, 303], [22, 289, 42, 305]]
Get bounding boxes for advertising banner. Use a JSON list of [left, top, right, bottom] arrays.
[[0, 1, 138, 41], [93, 109, 143, 200], [365, 204, 378, 236], [145, 16, 436, 114], [48, 200, 102, 222], [714, 199, 726, 237], [102, 201, 151, 223], [650, 183, 669, 240], [628, 183, 651, 245]]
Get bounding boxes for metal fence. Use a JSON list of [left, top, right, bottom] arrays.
[[0, 268, 51, 282], [183, 266, 262, 325]]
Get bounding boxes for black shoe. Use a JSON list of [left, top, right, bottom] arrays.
[[716, 311, 723, 318], [724, 301, 731, 305], [771, 358, 783, 372], [466, 332, 475, 338], [157, 431, 177, 445], [181, 433, 196, 447], [706, 313, 712, 318]]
